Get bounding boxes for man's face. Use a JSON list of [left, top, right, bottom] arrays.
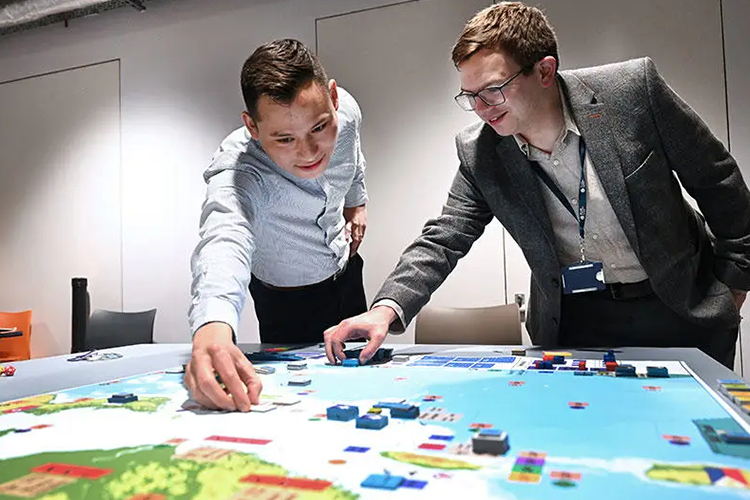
[[457, 49, 539, 138], [243, 80, 339, 180]]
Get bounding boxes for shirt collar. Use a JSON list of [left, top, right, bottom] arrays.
[[513, 85, 580, 158]]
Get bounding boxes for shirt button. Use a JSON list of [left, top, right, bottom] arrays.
[[592, 234, 599, 240], [610, 263, 617, 268], [553, 159, 560, 166], [570, 198, 576, 205]]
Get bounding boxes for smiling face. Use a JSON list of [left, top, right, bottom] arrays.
[[242, 79, 339, 179], [457, 48, 541, 138]]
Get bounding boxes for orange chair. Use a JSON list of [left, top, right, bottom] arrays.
[[0, 310, 32, 362]]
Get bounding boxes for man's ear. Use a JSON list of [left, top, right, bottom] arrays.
[[328, 79, 339, 111], [538, 56, 558, 88], [241, 111, 260, 140]]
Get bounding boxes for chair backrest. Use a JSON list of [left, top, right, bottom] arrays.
[[0, 310, 32, 361], [85, 309, 157, 350], [415, 304, 522, 345]]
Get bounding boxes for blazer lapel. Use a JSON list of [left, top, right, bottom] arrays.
[[559, 72, 641, 256]]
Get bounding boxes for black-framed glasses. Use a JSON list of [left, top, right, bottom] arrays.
[[454, 68, 527, 111]]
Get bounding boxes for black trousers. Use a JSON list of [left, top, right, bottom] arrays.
[[558, 290, 738, 369], [249, 254, 367, 344]]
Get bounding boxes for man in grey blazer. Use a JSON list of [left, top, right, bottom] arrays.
[[324, 2, 750, 369]]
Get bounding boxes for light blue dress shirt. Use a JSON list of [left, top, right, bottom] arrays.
[[189, 88, 367, 336]]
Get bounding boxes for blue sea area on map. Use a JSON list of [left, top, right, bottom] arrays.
[[299, 364, 750, 500]]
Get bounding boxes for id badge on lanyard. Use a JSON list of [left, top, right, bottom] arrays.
[[531, 139, 605, 294]]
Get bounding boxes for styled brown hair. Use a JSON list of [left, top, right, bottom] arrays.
[[452, 2, 559, 73], [241, 38, 329, 121]]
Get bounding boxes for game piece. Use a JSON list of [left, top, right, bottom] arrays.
[[2, 365, 16, 377], [327, 404, 359, 421], [603, 350, 616, 363], [392, 355, 410, 363], [288, 377, 311, 386], [574, 371, 594, 376], [374, 400, 406, 410], [342, 358, 360, 367], [107, 393, 137, 404], [344, 347, 394, 365], [245, 351, 303, 363], [249, 403, 277, 413], [391, 404, 420, 419], [255, 366, 276, 375], [511, 348, 526, 356], [361, 473, 404, 490], [401, 479, 428, 489], [577, 360, 586, 370], [165, 365, 186, 374], [356, 414, 389, 430], [472, 429, 510, 455], [615, 365, 637, 377], [344, 446, 370, 453], [647, 366, 669, 378], [367, 407, 382, 414], [605, 361, 618, 372], [272, 397, 301, 406], [552, 355, 565, 365], [418, 443, 446, 450], [717, 430, 750, 445], [287, 361, 307, 370]]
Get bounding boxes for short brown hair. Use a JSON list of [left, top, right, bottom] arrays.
[[241, 38, 329, 121], [451, 2, 559, 72]]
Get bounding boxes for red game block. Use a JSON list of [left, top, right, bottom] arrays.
[[469, 423, 493, 429], [206, 435, 271, 445], [30, 424, 52, 430], [419, 443, 447, 451], [550, 471, 582, 481], [32, 463, 113, 479], [605, 361, 618, 372]]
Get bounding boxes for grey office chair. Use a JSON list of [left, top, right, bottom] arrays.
[[84, 309, 157, 350], [415, 304, 522, 345]]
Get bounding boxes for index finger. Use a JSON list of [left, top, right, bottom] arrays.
[[324, 324, 340, 365], [359, 333, 386, 364], [212, 347, 252, 412], [192, 348, 237, 411]]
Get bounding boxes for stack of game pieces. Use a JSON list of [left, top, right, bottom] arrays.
[[550, 470, 582, 488], [507, 451, 546, 483], [718, 379, 750, 414]]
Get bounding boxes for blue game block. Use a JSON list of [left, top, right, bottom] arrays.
[[361, 474, 404, 490], [478, 429, 502, 437], [374, 401, 407, 410], [647, 366, 669, 378], [327, 404, 359, 421], [537, 361, 554, 369], [718, 430, 750, 444], [344, 446, 370, 453], [552, 356, 565, 365], [342, 358, 360, 367], [401, 479, 428, 489], [574, 371, 594, 376], [429, 435, 454, 441], [356, 414, 389, 430], [445, 362, 474, 368], [719, 379, 746, 385], [391, 404, 420, 419], [557, 366, 579, 371]]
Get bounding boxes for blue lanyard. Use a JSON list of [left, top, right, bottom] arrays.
[[529, 138, 588, 240]]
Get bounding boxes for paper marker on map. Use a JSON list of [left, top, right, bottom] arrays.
[[249, 403, 277, 413]]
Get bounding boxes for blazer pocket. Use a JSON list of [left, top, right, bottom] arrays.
[[624, 150, 655, 181]]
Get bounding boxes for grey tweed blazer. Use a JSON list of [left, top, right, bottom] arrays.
[[374, 57, 750, 347]]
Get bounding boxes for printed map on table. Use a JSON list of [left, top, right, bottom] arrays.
[[1, 353, 750, 499]]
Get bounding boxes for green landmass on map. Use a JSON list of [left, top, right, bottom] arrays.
[[381, 451, 481, 470], [646, 463, 750, 487], [0, 394, 170, 416], [0, 429, 14, 439], [0, 445, 357, 500]]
